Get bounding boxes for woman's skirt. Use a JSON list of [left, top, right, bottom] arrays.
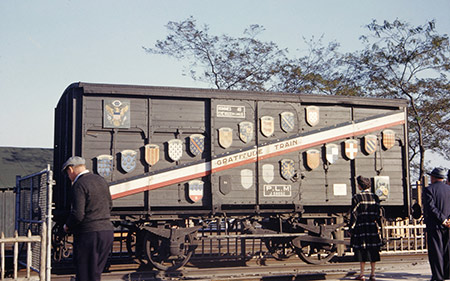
[[354, 247, 380, 262]]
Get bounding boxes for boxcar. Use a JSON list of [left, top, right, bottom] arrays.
[[53, 82, 410, 270]]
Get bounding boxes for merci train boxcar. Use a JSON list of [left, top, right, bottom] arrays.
[[53, 82, 410, 270]]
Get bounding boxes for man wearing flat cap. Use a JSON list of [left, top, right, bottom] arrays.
[[423, 167, 450, 281], [62, 156, 114, 281]]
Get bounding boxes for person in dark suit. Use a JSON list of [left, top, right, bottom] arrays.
[[350, 176, 383, 281], [62, 156, 114, 281], [423, 167, 450, 281]]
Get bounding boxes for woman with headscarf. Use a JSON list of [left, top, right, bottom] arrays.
[[349, 176, 383, 281]]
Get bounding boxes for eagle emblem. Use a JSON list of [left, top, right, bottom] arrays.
[[103, 99, 130, 128]]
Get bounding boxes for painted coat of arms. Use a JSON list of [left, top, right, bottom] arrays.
[[280, 159, 295, 180], [344, 139, 358, 160], [382, 130, 395, 150], [120, 150, 137, 173], [168, 139, 183, 161], [240, 169, 253, 189], [306, 149, 320, 170], [144, 144, 160, 166], [188, 180, 204, 203], [218, 127, 233, 149], [325, 143, 339, 164], [103, 99, 130, 128], [238, 121, 254, 143], [96, 154, 114, 178], [306, 106, 320, 127], [364, 135, 378, 155], [262, 164, 274, 183], [189, 134, 205, 156], [260, 116, 274, 137], [280, 112, 295, 133]]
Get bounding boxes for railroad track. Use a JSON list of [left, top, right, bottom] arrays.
[[51, 252, 429, 280]]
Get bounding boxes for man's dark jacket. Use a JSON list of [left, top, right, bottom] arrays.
[[66, 172, 114, 233], [423, 180, 450, 228]]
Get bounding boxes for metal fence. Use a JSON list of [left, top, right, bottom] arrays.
[[14, 165, 53, 281]]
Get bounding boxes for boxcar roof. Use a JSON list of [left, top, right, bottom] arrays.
[[62, 82, 409, 108]]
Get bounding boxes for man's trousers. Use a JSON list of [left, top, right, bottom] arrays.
[[73, 230, 114, 281]]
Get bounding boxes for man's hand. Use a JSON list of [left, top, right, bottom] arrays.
[[443, 219, 450, 228]]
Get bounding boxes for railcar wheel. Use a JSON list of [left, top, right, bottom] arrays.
[[143, 231, 195, 271], [126, 229, 147, 264], [264, 238, 295, 260], [294, 231, 337, 264]]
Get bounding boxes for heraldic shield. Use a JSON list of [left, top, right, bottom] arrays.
[[260, 116, 274, 137], [189, 134, 205, 156], [168, 139, 183, 161], [306, 149, 320, 170], [120, 150, 137, 173], [144, 144, 159, 166], [280, 112, 295, 133], [262, 164, 274, 183], [240, 169, 253, 189], [280, 159, 295, 180], [218, 127, 233, 149], [96, 154, 114, 178], [238, 121, 254, 143], [188, 180, 204, 203], [326, 143, 339, 164], [382, 129, 395, 150], [103, 99, 130, 128], [344, 139, 358, 160], [364, 135, 378, 155], [306, 106, 320, 127]]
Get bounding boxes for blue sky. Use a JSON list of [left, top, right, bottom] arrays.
[[1, 0, 449, 168]]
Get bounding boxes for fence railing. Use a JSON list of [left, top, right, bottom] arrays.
[[0, 222, 47, 280], [382, 219, 427, 254]]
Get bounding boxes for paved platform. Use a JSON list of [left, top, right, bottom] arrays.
[[328, 259, 432, 281], [53, 257, 437, 281]]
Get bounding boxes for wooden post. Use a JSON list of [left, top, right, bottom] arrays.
[[416, 180, 423, 208], [1, 232, 4, 280], [13, 231, 18, 280], [27, 229, 31, 278], [40, 222, 46, 281]]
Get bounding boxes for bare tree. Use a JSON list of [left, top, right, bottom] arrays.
[[352, 19, 450, 180], [143, 17, 287, 91]]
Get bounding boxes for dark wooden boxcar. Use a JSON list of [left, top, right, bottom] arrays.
[[53, 82, 410, 269]]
